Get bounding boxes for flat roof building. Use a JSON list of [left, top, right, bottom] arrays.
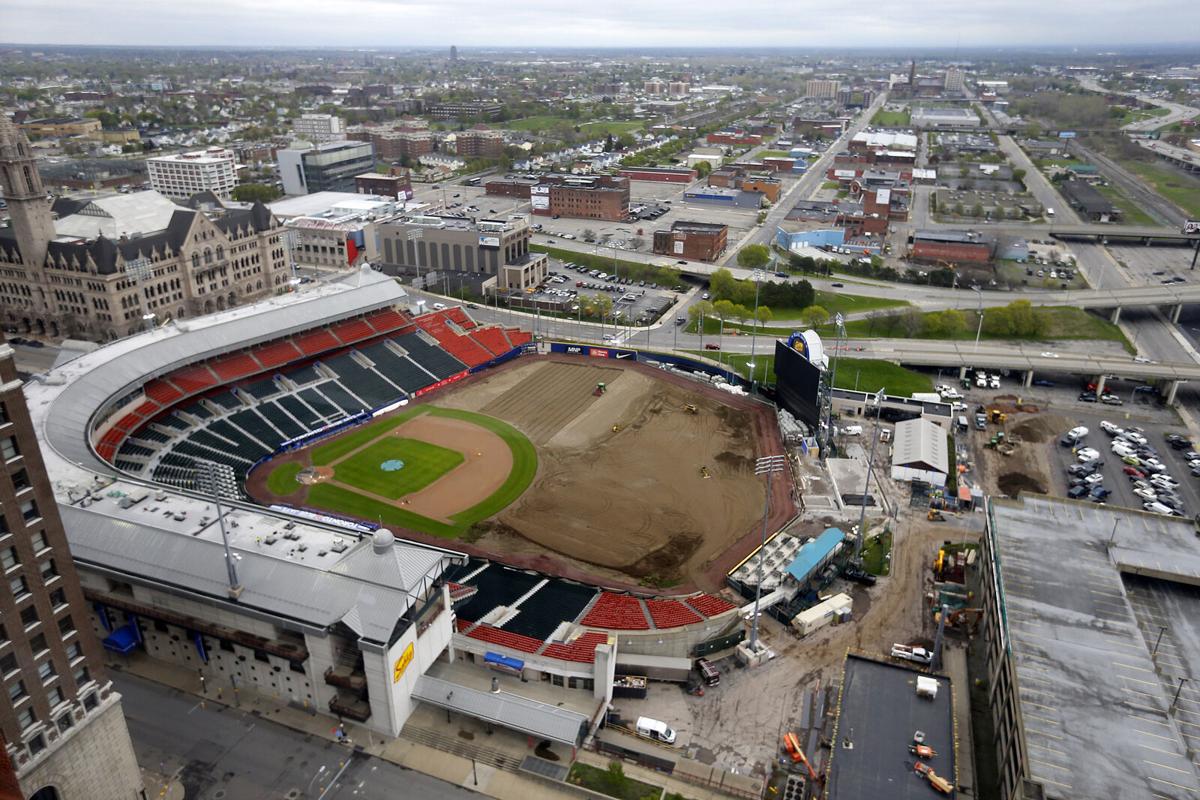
[[981, 495, 1200, 800], [428, 101, 504, 121], [652, 220, 728, 262], [1059, 179, 1119, 222], [146, 147, 238, 201], [278, 140, 375, 196], [292, 113, 346, 144], [911, 107, 980, 129], [825, 655, 957, 800], [377, 214, 548, 291]]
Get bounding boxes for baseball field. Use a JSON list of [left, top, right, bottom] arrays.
[[251, 405, 537, 537], [248, 357, 778, 587]]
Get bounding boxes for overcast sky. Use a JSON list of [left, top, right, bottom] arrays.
[[2, 0, 1198, 48]]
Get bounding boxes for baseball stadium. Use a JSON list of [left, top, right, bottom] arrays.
[[25, 267, 796, 749]]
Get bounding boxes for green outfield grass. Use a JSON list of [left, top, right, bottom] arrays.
[[285, 406, 538, 538], [266, 462, 303, 495], [333, 437, 463, 500]]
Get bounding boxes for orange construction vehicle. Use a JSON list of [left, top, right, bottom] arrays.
[[910, 743, 938, 759], [782, 732, 820, 784], [914, 761, 953, 794]]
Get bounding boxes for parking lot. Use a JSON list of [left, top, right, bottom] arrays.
[[512, 259, 683, 326], [1046, 408, 1200, 518], [1108, 243, 1199, 287]]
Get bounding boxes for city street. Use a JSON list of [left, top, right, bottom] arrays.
[[115, 671, 478, 800]]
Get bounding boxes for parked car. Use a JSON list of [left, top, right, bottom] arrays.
[[1123, 466, 1146, 478], [1068, 485, 1090, 499], [1090, 487, 1113, 501], [1100, 394, 1123, 405], [1078, 391, 1098, 402], [841, 563, 877, 586], [1076, 447, 1100, 462], [1100, 421, 1123, 436]]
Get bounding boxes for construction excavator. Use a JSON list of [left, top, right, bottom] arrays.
[[683, 403, 698, 415]]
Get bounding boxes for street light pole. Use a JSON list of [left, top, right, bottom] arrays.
[[972, 286, 983, 354], [749, 268, 763, 392], [751, 455, 787, 652]]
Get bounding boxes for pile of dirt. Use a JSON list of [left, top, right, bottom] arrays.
[[998, 472, 1046, 496], [1009, 413, 1075, 444]]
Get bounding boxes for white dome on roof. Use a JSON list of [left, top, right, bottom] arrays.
[[372, 528, 396, 554]]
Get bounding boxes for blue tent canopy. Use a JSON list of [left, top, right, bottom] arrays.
[[102, 624, 141, 654]]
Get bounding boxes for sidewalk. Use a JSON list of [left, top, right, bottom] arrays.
[[116, 656, 745, 800]]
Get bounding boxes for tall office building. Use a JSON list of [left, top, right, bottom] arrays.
[[804, 79, 841, 100], [146, 147, 238, 200], [277, 140, 375, 195], [449, 45, 458, 61], [0, 337, 143, 799], [944, 67, 965, 92]]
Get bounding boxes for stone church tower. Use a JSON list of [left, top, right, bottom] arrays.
[[0, 112, 54, 271]]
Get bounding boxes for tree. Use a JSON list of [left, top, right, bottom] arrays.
[[922, 309, 968, 337], [801, 304, 829, 329], [688, 299, 714, 328], [582, 228, 597, 242], [708, 268, 737, 301], [737, 244, 771, 270], [1006, 299, 1045, 337], [231, 183, 282, 203], [732, 304, 751, 326], [628, 237, 645, 251], [712, 299, 737, 323], [695, 160, 712, 178], [900, 306, 924, 337]]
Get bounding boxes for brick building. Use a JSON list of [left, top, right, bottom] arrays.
[[454, 127, 504, 159], [348, 126, 433, 162], [355, 172, 414, 200], [487, 175, 630, 221], [909, 230, 995, 265], [427, 101, 504, 121], [740, 177, 781, 203], [0, 335, 143, 799], [653, 221, 728, 262], [706, 131, 763, 147], [616, 166, 697, 183]]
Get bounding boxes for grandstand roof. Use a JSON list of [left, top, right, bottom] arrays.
[[28, 267, 405, 482]]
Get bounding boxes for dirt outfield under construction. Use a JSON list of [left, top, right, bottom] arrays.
[[433, 356, 793, 589]]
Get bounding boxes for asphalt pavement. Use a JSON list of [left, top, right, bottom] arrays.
[[114, 671, 478, 800]]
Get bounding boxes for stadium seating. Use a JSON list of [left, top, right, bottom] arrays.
[[444, 307, 476, 330], [465, 624, 543, 654], [254, 340, 303, 370], [317, 382, 368, 416], [256, 403, 305, 440], [228, 409, 282, 449], [413, 313, 491, 367], [320, 354, 402, 409], [209, 352, 261, 382], [366, 309, 410, 334], [287, 365, 324, 386], [177, 403, 211, 420], [506, 329, 533, 348], [276, 394, 321, 428], [330, 318, 375, 346], [297, 387, 341, 420], [294, 329, 341, 356], [644, 599, 704, 629], [542, 632, 609, 663], [580, 593, 651, 630], [685, 594, 738, 618], [171, 365, 219, 394], [394, 333, 466, 380], [356, 342, 430, 394], [241, 378, 279, 400], [469, 327, 512, 357], [133, 400, 159, 418], [144, 379, 184, 405], [207, 390, 244, 412]]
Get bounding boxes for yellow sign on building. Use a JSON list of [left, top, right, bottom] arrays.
[[393, 642, 415, 684]]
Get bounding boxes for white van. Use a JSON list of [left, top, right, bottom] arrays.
[[842, 425, 863, 436], [636, 717, 677, 744]]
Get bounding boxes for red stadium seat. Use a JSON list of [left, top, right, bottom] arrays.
[[465, 624, 543, 654], [254, 340, 302, 370], [645, 599, 703, 629], [543, 632, 609, 663], [580, 593, 650, 630], [294, 329, 341, 356], [685, 594, 738, 618]]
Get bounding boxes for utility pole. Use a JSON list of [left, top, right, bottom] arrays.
[[972, 285, 984, 354], [822, 313, 846, 462], [750, 455, 787, 652]]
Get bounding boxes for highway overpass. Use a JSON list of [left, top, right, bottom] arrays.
[[836, 339, 1199, 403]]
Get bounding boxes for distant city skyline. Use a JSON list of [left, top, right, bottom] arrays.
[[1, 0, 1198, 49]]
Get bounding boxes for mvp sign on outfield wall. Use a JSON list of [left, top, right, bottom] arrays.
[[1185, 220, 1200, 235], [553, 343, 637, 360]]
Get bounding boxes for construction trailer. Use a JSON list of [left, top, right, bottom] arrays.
[[791, 593, 853, 637]]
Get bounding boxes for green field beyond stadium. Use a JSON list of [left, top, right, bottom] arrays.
[[263, 406, 537, 538]]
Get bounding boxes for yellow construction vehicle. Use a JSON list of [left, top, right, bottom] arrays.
[[683, 404, 698, 415], [914, 762, 953, 795], [989, 409, 1007, 425], [928, 509, 946, 522]]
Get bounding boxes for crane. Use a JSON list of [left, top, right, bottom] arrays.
[[782, 732, 821, 785]]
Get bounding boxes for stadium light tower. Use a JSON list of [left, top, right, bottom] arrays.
[[821, 313, 846, 462], [750, 454, 787, 652], [195, 459, 244, 599], [748, 268, 764, 392], [855, 389, 885, 562]]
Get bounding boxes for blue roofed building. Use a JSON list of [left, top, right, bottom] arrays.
[[785, 527, 846, 584]]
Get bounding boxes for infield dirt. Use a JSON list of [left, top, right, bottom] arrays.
[[436, 359, 767, 586]]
